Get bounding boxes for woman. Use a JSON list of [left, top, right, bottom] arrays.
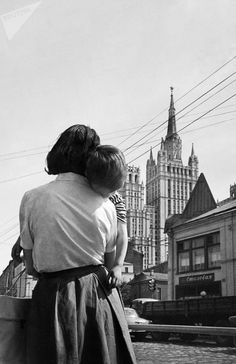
[[19, 125, 136, 364]]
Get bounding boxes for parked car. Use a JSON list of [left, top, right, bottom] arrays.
[[124, 307, 151, 340], [131, 298, 159, 315]]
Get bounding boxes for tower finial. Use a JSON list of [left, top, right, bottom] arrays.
[[191, 143, 195, 156], [166, 86, 176, 138], [150, 147, 153, 160]]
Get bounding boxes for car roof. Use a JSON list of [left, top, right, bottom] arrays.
[[132, 298, 159, 302]]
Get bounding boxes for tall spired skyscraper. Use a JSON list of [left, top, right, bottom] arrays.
[[146, 87, 199, 264]]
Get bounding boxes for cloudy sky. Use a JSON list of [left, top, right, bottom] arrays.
[[0, 0, 235, 273]]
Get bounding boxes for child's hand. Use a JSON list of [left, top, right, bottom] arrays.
[[107, 265, 123, 289]]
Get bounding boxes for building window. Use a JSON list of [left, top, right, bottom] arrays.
[[178, 251, 190, 273], [208, 245, 220, 268], [168, 179, 171, 197], [192, 248, 205, 271], [207, 233, 221, 268], [125, 267, 129, 273], [177, 232, 220, 273], [168, 199, 171, 215]]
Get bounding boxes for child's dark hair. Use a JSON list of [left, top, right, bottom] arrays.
[[46, 124, 100, 176], [86, 145, 126, 191]]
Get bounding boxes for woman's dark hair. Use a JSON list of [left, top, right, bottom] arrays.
[[86, 145, 127, 191], [46, 124, 100, 175]]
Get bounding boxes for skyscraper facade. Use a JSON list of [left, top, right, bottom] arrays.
[[120, 165, 156, 269], [146, 88, 199, 264]]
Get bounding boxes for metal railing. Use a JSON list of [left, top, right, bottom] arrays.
[[128, 323, 236, 337]]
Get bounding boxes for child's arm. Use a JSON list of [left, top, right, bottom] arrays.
[[106, 221, 128, 288]]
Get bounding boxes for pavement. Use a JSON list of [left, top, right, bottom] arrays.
[[133, 339, 236, 364]]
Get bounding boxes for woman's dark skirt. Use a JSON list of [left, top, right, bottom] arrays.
[[26, 265, 136, 364]]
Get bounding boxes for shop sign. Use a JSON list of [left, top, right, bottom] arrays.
[[179, 273, 214, 285]]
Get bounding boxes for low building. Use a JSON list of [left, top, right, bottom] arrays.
[[122, 261, 134, 283], [0, 260, 37, 298], [165, 173, 236, 300], [0, 260, 16, 296], [124, 271, 168, 305]]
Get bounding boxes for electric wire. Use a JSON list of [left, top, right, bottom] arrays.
[[0, 171, 43, 184], [132, 79, 236, 153], [0, 61, 235, 189], [118, 55, 236, 147], [0, 104, 235, 163], [124, 78, 236, 157], [175, 55, 236, 103], [0, 70, 235, 162], [1, 102, 235, 162], [126, 117, 236, 151], [123, 71, 236, 154], [0, 151, 48, 162], [0, 223, 18, 238], [0, 145, 51, 159], [178, 93, 236, 134], [0, 215, 18, 228], [0, 232, 19, 245], [127, 92, 236, 164]]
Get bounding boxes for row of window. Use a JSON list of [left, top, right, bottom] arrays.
[[177, 232, 221, 273], [168, 199, 185, 215], [167, 166, 193, 176], [128, 174, 138, 183], [147, 165, 197, 178]]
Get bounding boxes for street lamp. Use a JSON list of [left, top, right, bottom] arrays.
[[200, 290, 207, 298]]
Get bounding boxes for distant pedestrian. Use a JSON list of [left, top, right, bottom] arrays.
[[19, 124, 136, 364]]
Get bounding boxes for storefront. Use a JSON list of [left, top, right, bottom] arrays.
[[165, 174, 236, 300], [175, 273, 221, 299]]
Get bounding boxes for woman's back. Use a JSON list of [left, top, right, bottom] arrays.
[[20, 173, 117, 272]]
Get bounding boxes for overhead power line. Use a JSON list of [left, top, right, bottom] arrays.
[[0, 215, 18, 228], [0, 145, 51, 159], [125, 78, 236, 157], [124, 72, 236, 154], [127, 92, 236, 164], [175, 55, 236, 103], [178, 93, 236, 134], [126, 117, 236, 151], [0, 150, 48, 162], [0, 232, 19, 245], [1, 91, 235, 184], [118, 55, 236, 147], [0, 59, 235, 185], [0, 171, 43, 184], [0, 223, 18, 238]]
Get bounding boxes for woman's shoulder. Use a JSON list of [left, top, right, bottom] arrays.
[[22, 181, 55, 202]]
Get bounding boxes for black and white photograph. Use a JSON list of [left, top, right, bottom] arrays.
[[0, 1, 236, 363]]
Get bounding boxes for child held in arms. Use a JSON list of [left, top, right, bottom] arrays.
[[86, 144, 128, 289]]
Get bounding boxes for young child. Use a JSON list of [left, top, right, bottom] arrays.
[[86, 145, 127, 289]]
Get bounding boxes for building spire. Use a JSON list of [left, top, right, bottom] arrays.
[[166, 86, 177, 139], [150, 146, 153, 160], [191, 143, 195, 156], [188, 142, 198, 168]]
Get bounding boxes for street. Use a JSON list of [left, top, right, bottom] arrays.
[[133, 339, 236, 364]]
